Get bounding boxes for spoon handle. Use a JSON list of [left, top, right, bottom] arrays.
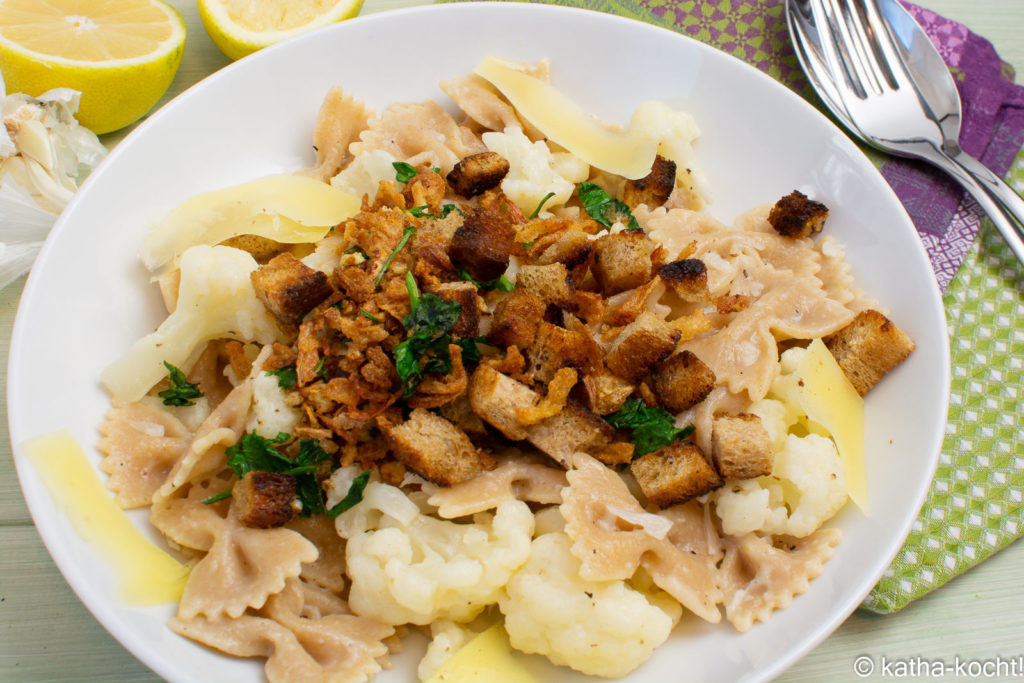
[[915, 145, 1024, 265]]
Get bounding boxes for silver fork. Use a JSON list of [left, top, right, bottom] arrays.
[[788, 0, 1024, 265]]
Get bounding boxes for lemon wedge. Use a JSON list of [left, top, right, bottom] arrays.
[[198, 0, 364, 61], [0, 0, 186, 135]]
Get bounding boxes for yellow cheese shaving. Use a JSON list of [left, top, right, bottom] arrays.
[[21, 430, 190, 604], [473, 56, 661, 180], [794, 339, 868, 512], [140, 174, 360, 270], [426, 624, 539, 683]]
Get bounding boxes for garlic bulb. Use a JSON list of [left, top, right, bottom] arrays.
[[0, 76, 107, 290]]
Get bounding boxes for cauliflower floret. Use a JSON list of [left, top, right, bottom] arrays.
[[417, 620, 474, 681], [300, 231, 345, 274], [499, 532, 679, 679], [245, 371, 301, 438], [631, 100, 710, 207], [714, 432, 847, 538], [330, 149, 399, 204], [482, 126, 579, 215], [335, 482, 533, 626], [101, 245, 283, 402]]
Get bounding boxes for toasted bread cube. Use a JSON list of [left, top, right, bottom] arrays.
[[592, 230, 656, 295], [711, 413, 773, 480], [526, 321, 602, 384], [446, 151, 510, 198], [631, 442, 723, 508], [234, 472, 296, 528], [438, 393, 489, 438], [251, 253, 333, 325], [383, 408, 488, 486], [468, 366, 615, 468], [403, 166, 447, 211], [658, 259, 709, 302], [650, 350, 716, 413], [488, 290, 545, 350], [768, 190, 829, 238], [824, 309, 915, 396], [516, 263, 573, 306], [220, 234, 282, 262], [580, 372, 636, 415], [622, 155, 677, 209], [536, 229, 594, 283], [468, 365, 540, 440], [526, 402, 616, 469], [448, 190, 520, 280], [604, 312, 681, 382], [436, 281, 483, 338]]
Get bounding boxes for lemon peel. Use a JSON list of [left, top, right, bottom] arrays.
[[0, 0, 186, 135], [198, 0, 364, 61]]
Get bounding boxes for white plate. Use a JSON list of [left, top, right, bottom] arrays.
[[8, 3, 949, 682]]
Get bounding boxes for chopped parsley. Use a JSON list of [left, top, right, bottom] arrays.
[[359, 309, 382, 324], [266, 365, 298, 390], [605, 398, 695, 458], [201, 489, 232, 505], [393, 161, 418, 183], [327, 470, 371, 517], [374, 225, 416, 286], [313, 356, 329, 379], [529, 191, 556, 219], [222, 432, 333, 516], [393, 273, 463, 398], [578, 182, 640, 231], [456, 269, 515, 292], [158, 361, 203, 407], [406, 204, 464, 220]]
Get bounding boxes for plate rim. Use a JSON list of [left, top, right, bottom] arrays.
[[6, 3, 951, 682]]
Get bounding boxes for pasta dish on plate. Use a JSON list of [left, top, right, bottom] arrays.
[[96, 56, 914, 681]]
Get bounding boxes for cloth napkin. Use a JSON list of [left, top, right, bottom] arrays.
[[441, 0, 1024, 612]]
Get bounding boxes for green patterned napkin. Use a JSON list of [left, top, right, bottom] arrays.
[[440, 0, 1024, 612]]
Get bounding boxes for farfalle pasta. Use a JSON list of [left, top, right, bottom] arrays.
[[97, 57, 915, 681]]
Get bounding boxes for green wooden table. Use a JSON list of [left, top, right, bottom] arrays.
[[1, 1, 1022, 680]]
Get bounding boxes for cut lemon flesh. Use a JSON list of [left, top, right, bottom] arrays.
[[198, 0, 364, 61], [0, 0, 186, 134]]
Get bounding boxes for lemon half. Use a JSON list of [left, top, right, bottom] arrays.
[[0, 0, 186, 135], [198, 0, 364, 62]]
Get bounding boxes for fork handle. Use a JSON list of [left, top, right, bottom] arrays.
[[918, 146, 1024, 265], [950, 151, 1024, 231]]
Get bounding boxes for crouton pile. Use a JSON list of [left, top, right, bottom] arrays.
[[231, 157, 914, 528]]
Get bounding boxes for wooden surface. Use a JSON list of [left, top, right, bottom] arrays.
[[2, 1, 1022, 681]]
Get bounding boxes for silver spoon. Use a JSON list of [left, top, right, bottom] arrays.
[[787, 0, 1024, 264]]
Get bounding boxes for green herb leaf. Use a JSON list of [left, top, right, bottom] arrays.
[[440, 204, 463, 218], [226, 434, 333, 517], [313, 356, 329, 379], [529, 191, 556, 219], [456, 269, 515, 292], [344, 245, 366, 256], [327, 470, 371, 517], [266, 365, 298, 390], [605, 398, 694, 458], [359, 309, 382, 324], [393, 290, 463, 398], [393, 161, 417, 183], [578, 182, 640, 231], [201, 490, 232, 505], [406, 205, 433, 218], [375, 225, 416, 286], [455, 336, 489, 367], [158, 361, 203, 407]]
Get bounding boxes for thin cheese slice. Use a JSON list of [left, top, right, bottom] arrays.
[[795, 339, 868, 512], [426, 623, 539, 683], [473, 56, 660, 180], [22, 430, 190, 604], [140, 174, 360, 270]]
